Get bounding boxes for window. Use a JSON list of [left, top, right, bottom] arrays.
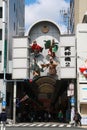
[[0, 29, 2, 40], [14, 22, 15, 31], [14, 3, 15, 12], [0, 7, 2, 18], [0, 51, 2, 62]]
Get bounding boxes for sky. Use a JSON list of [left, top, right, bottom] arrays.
[[25, 0, 70, 34]]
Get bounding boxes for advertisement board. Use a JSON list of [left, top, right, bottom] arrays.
[[81, 116, 87, 125], [80, 84, 87, 102]]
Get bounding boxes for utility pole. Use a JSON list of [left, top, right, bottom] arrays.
[[2, 0, 7, 109]]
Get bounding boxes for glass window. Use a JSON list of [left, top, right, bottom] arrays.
[[14, 3, 15, 12], [0, 29, 2, 40], [14, 22, 15, 31], [0, 51, 2, 62], [0, 7, 2, 18]]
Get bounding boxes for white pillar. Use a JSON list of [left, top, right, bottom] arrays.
[[13, 81, 16, 124]]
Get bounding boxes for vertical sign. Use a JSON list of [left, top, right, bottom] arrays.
[[64, 46, 71, 67]]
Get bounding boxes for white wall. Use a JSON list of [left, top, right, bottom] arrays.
[[12, 37, 29, 79], [60, 35, 76, 78]]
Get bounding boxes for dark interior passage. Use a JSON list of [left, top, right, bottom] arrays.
[[16, 77, 75, 123]]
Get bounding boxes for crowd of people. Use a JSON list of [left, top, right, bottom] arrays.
[[16, 102, 82, 126], [0, 106, 82, 127]]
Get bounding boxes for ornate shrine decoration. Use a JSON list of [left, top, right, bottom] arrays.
[[44, 39, 58, 58], [30, 40, 43, 57]]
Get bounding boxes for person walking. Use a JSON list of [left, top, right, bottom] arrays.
[[74, 111, 82, 126], [0, 108, 7, 130]]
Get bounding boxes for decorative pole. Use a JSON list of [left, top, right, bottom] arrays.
[[2, 0, 7, 109]]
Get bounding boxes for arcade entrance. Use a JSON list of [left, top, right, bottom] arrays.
[[15, 76, 76, 123]]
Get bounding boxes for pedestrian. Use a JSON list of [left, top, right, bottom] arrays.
[[44, 112, 48, 122], [58, 110, 63, 122], [66, 109, 70, 123], [48, 112, 51, 122], [0, 108, 7, 130], [73, 111, 82, 126]]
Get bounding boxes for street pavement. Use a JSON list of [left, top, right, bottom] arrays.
[[6, 122, 73, 128], [1, 122, 87, 129]]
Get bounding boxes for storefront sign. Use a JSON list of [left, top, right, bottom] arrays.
[[2, 101, 6, 107], [81, 116, 87, 125], [80, 84, 87, 102]]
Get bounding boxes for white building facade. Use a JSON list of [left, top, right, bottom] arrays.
[[0, 0, 87, 125], [12, 20, 77, 123], [12, 20, 87, 125]]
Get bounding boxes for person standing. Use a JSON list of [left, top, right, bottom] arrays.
[[0, 108, 7, 130], [58, 110, 63, 122]]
